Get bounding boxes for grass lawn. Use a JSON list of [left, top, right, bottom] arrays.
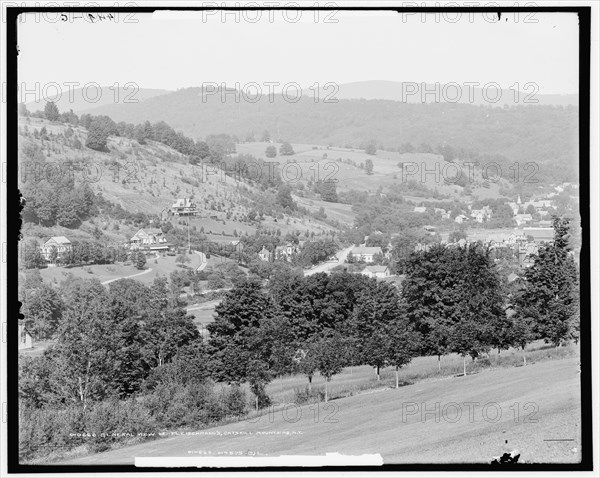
[[38, 253, 203, 287], [57, 349, 581, 465]]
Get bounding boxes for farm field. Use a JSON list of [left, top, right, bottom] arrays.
[[57, 353, 581, 465]]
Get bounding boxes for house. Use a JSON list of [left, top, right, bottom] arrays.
[[514, 214, 533, 226], [274, 243, 299, 262], [350, 246, 383, 263], [482, 205, 493, 216], [258, 247, 271, 262], [130, 228, 170, 251], [454, 214, 469, 224], [41, 236, 72, 261], [423, 225, 436, 234], [414, 243, 433, 252], [471, 208, 492, 223], [523, 227, 555, 243], [361, 265, 391, 279], [171, 198, 199, 216], [413, 206, 427, 214], [434, 208, 451, 220], [18, 322, 33, 350]]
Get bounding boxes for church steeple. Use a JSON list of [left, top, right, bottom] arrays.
[[517, 195, 522, 205]]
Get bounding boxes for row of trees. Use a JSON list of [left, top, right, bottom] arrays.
[[208, 217, 579, 400]]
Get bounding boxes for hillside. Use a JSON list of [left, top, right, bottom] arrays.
[[315, 80, 578, 107], [25, 87, 170, 115], [57, 357, 581, 465], [80, 87, 579, 184], [236, 142, 512, 201], [17, 117, 339, 248]]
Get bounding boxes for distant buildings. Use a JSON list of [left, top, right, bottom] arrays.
[[171, 198, 199, 216], [41, 236, 72, 262], [413, 206, 427, 214], [361, 265, 391, 279], [470, 207, 493, 223], [130, 228, 170, 251], [454, 214, 469, 224], [514, 214, 533, 226], [350, 246, 383, 263]]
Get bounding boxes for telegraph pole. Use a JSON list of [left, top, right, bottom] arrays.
[[187, 217, 191, 253]]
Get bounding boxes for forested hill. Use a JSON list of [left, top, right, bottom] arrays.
[[82, 87, 579, 178]]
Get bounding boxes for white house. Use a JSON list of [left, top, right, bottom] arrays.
[[413, 206, 427, 214], [171, 198, 199, 216], [350, 246, 383, 263], [361, 265, 391, 279], [41, 236, 72, 261], [454, 214, 469, 224], [258, 247, 271, 262], [130, 228, 170, 251], [275, 243, 299, 262], [18, 322, 33, 350]]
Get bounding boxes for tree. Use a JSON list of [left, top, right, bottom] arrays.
[[50, 279, 119, 408], [514, 217, 579, 346], [403, 243, 504, 374], [279, 142, 295, 156], [261, 130, 271, 142], [365, 159, 374, 175], [47, 246, 59, 264], [135, 251, 147, 270], [22, 240, 46, 269], [292, 342, 320, 393], [86, 120, 109, 151], [44, 101, 59, 121], [317, 180, 338, 203], [265, 145, 277, 158], [207, 279, 277, 388], [140, 307, 201, 370], [365, 140, 377, 155], [19, 102, 30, 117], [21, 283, 63, 340], [276, 184, 297, 211], [315, 332, 346, 402], [176, 254, 191, 265]]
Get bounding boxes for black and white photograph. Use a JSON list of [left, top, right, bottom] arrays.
[[1, 1, 597, 474]]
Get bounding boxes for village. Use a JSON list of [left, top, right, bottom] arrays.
[[19, 180, 577, 354]]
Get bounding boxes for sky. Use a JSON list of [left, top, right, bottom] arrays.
[[16, 9, 579, 95]]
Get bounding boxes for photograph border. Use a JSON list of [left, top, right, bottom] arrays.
[[5, 3, 592, 473]]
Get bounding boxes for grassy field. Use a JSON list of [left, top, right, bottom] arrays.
[[38, 253, 203, 286], [237, 142, 511, 200], [57, 350, 581, 465]]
